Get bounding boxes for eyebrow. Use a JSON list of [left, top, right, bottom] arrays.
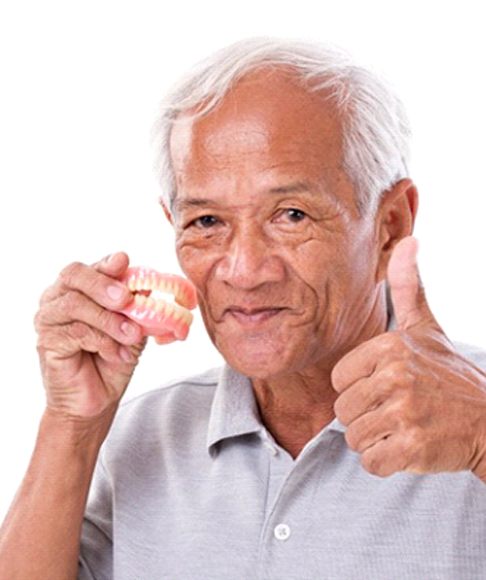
[[171, 180, 333, 213]]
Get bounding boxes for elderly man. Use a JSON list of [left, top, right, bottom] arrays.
[[2, 37, 486, 579]]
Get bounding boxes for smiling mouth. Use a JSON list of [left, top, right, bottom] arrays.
[[226, 307, 285, 325]]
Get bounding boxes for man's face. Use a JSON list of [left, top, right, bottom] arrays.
[[169, 68, 384, 379]]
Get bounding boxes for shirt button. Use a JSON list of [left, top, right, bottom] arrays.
[[274, 523, 291, 541]]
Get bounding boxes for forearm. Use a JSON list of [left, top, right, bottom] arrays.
[[0, 407, 115, 580]]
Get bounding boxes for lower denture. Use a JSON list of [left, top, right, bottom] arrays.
[[117, 267, 198, 343]]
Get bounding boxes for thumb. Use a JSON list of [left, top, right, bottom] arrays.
[[93, 252, 130, 276], [387, 236, 434, 329]]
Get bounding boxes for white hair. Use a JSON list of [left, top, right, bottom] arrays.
[[151, 36, 411, 217]]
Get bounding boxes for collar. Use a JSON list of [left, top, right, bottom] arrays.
[[206, 365, 264, 455], [206, 365, 347, 456], [206, 287, 395, 455]]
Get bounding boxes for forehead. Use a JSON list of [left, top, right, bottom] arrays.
[[169, 67, 355, 209]]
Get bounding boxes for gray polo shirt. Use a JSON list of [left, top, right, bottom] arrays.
[[79, 342, 486, 580]]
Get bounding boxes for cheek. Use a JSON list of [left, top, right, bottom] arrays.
[[176, 241, 217, 289], [291, 235, 376, 308]]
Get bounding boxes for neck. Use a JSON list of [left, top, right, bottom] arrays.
[[251, 290, 389, 459]]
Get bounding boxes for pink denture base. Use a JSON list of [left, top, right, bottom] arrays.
[[117, 267, 198, 344]]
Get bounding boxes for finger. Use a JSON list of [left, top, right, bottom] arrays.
[[92, 252, 129, 276], [333, 365, 396, 425], [360, 434, 409, 478], [387, 236, 435, 330], [38, 322, 127, 365], [35, 290, 143, 346], [56, 259, 133, 311], [345, 407, 395, 454], [331, 332, 397, 393], [40, 252, 130, 306]]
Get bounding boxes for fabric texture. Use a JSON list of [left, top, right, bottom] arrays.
[[78, 299, 486, 580], [78, 338, 486, 580]]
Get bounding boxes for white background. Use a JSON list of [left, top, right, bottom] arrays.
[[0, 0, 485, 521]]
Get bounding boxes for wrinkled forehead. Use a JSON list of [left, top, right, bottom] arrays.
[[168, 67, 356, 213]]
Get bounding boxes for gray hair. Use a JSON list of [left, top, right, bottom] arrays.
[[152, 36, 411, 217]]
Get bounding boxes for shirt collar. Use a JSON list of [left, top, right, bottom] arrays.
[[207, 287, 395, 454], [206, 365, 348, 455], [206, 364, 263, 455]]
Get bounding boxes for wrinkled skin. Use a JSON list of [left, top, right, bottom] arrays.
[[165, 66, 486, 479], [332, 238, 486, 479]]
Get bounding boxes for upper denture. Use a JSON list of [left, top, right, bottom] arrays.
[[118, 267, 198, 341]]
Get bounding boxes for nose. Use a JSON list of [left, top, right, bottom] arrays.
[[214, 226, 285, 290]]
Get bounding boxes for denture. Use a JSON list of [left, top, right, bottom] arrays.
[[118, 267, 198, 344]]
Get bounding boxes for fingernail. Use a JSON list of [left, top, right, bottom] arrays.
[[121, 321, 136, 336], [107, 284, 124, 300], [104, 253, 114, 263], [120, 346, 134, 363]]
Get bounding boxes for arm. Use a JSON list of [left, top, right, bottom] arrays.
[[0, 409, 113, 580], [0, 252, 145, 579]]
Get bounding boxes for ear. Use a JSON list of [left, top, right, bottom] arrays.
[[374, 178, 419, 283], [158, 196, 174, 226]]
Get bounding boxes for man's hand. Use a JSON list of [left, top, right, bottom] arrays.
[[34, 252, 147, 421], [331, 236, 486, 481]]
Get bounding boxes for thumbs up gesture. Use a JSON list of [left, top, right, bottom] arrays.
[[331, 236, 486, 481]]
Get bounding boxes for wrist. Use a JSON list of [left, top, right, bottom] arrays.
[[39, 403, 118, 455]]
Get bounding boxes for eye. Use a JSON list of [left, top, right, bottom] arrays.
[[187, 215, 220, 229], [285, 208, 306, 222]]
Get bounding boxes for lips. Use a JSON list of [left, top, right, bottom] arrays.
[[117, 267, 198, 344], [225, 306, 285, 325]]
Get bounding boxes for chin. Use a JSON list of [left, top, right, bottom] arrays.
[[216, 335, 309, 379]]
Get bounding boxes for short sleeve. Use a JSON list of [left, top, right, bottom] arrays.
[[78, 452, 113, 580]]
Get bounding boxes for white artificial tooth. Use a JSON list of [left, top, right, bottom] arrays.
[[134, 294, 144, 306], [174, 308, 184, 321], [128, 277, 137, 292], [155, 300, 165, 313]]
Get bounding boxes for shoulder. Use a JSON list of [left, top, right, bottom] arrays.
[[119, 365, 221, 414], [101, 366, 222, 464]]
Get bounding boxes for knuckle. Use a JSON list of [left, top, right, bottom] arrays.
[[378, 361, 415, 394], [93, 304, 112, 329], [394, 388, 415, 413], [99, 331, 117, 353], [379, 331, 412, 358], [331, 364, 344, 390], [33, 309, 43, 332], [69, 321, 91, 341], [362, 451, 385, 477], [36, 328, 56, 352], [38, 284, 56, 306], [59, 261, 84, 286], [406, 425, 423, 448], [376, 332, 398, 355], [59, 290, 80, 312], [345, 427, 360, 451], [333, 396, 346, 420]]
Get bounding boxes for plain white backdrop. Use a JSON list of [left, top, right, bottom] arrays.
[[1, 0, 485, 521]]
